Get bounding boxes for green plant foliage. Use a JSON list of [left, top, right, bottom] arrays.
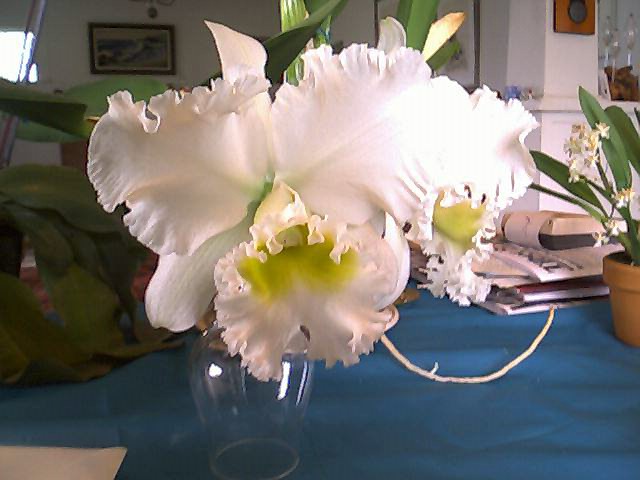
[[3, 77, 168, 143], [396, 0, 439, 51], [0, 79, 93, 138], [605, 105, 640, 176], [427, 38, 460, 71], [0, 165, 122, 233], [534, 88, 640, 265], [529, 183, 606, 223], [0, 165, 181, 385], [264, 0, 348, 83], [63, 77, 168, 117], [531, 151, 605, 213], [281, 0, 309, 84], [578, 87, 632, 190]]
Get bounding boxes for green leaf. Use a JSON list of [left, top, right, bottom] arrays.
[[16, 120, 85, 143], [428, 38, 460, 71], [38, 263, 123, 353], [635, 108, 640, 128], [0, 165, 123, 233], [281, 0, 309, 85], [264, 0, 348, 83], [1, 202, 74, 275], [94, 232, 147, 327], [64, 77, 168, 118], [0, 79, 93, 138], [604, 105, 640, 176], [530, 184, 606, 222], [304, 0, 345, 14], [396, 0, 439, 51], [14, 78, 168, 143], [304, 0, 339, 48], [531, 151, 606, 212], [0, 272, 89, 377], [578, 86, 632, 190]]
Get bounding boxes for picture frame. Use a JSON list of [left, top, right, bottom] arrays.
[[88, 23, 176, 75]]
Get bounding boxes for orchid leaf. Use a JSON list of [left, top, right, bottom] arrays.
[[396, 0, 439, 51], [63, 77, 168, 117], [579, 87, 632, 190], [0, 79, 93, 138], [428, 38, 460, 71], [0, 272, 89, 371], [281, 0, 309, 84], [16, 121, 85, 143], [531, 151, 606, 213], [0, 165, 122, 233], [530, 184, 606, 223], [94, 232, 148, 329], [264, 0, 348, 83], [304, 0, 346, 14], [604, 105, 640, 176], [1, 202, 74, 274], [37, 263, 123, 353], [8, 78, 167, 142]]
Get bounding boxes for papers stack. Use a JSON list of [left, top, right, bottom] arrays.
[[411, 211, 624, 315]]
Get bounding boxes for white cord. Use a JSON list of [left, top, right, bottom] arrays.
[[381, 306, 556, 384]]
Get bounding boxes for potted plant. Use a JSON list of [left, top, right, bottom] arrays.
[[532, 87, 640, 346]]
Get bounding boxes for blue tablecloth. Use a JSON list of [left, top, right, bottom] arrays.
[[1, 295, 639, 479]]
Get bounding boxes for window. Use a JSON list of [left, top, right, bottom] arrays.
[[0, 31, 38, 83]]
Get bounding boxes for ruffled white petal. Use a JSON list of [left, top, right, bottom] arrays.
[[399, 79, 536, 305], [408, 188, 495, 305], [145, 214, 253, 332], [205, 21, 267, 83], [412, 78, 539, 209], [272, 43, 434, 228], [377, 17, 406, 55], [213, 189, 401, 381], [376, 214, 410, 309], [88, 78, 272, 256]]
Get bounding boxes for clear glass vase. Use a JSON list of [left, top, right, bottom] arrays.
[[189, 327, 314, 480]]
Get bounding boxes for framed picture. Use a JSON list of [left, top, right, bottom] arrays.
[[89, 23, 175, 75]]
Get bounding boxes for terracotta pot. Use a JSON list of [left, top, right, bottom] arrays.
[[603, 252, 640, 346]]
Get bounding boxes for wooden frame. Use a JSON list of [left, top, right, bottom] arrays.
[[88, 23, 176, 75], [554, 0, 596, 35]]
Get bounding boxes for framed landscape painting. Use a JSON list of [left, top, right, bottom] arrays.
[[89, 23, 175, 75]]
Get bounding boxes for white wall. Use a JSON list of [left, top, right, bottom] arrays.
[[4, 0, 375, 166], [479, 0, 510, 94], [3, 0, 375, 91]]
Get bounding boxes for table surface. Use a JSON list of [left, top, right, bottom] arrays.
[[1, 295, 639, 480]]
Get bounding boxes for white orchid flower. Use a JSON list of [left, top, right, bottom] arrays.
[[406, 80, 539, 305], [373, 21, 539, 305], [215, 181, 407, 380], [87, 21, 431, 377]]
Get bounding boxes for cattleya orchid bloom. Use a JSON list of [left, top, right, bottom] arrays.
[[405, 80, 539, 305], [87, 20, 426, 380], [87, 18, 537, 380]]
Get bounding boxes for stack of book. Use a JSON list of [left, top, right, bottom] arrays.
[[410, 212, 624, 315]]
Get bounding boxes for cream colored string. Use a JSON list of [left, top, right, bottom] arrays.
[[381, 306, 556, 384]]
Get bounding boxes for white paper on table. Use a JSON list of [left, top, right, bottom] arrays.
[[0, 446, 127, 480]]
